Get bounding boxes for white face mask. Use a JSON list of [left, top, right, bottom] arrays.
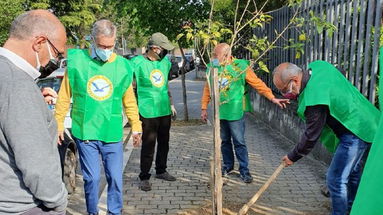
[[94, 47, 113, 62], [92, 38, 114, 62], [35, 42, 54, 70]]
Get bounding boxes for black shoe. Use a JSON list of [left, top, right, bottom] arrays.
[[155, 172, 176, 181], [320, 184, 330, 198], [240, 174, 253, 183], [140, 180, 151, 191]]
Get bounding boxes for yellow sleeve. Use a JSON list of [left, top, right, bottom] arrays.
[[122, 85, 142, 133], [245, 69, 275, 101], [201, 82, 211, 110], [54, 72, 72, 132]]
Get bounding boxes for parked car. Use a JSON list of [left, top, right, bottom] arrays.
[[174, 55, 193, 74], [123, 53, 138, 60], [169, 56, 180, 80], [36, 63, 77, 194], [184, 54, 195, 71]]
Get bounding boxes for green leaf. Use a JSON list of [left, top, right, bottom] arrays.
[[295, 52, 301, 59], [258, 61, 270, 73], [176, 33, 184, 41], [213, 31, 221, 38], [298, 33, 306, 41], [186, 32, 193, 41]]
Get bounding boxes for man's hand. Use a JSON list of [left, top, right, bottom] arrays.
[[171, 105, 177, 120], [57, 131, 64, 145], [42, 87, 58, 105], [282, 155, 294, 167], [132, 133, 142, 147], [201, 109, 208, 122], [271, 98, 290, 109]]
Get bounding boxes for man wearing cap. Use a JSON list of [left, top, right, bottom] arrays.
[[131, 32, 177, 191], [55, 19, 142, 215]]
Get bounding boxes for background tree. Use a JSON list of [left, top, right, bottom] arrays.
[[0, 0, 24, 45], [50, 0, 103, 47]]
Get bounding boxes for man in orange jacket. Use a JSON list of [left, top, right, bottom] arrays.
[[201, 43, 289, 183]]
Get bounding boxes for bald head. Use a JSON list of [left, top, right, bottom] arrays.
[[4, 9, 67, 70], [214, 43, 231, 64], [273, 62, 302, 85], [9, 9, 66, 42]]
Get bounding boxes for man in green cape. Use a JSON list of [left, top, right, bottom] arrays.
[[273, 61, 380, 215]]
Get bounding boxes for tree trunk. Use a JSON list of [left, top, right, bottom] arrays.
[[211, 67, 223, 215], [177, 41, 189, 121]]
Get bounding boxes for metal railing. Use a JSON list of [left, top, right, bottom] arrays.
[[238, 0, 382, 103]]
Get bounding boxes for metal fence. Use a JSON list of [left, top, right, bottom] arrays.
[[238, 0, 382, 103]]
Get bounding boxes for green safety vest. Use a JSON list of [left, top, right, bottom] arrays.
[[67, 49, 133, 142], [350, 47, 383, 215], [132, 55, 171, 118], [207, 59, 249, 121], [297, 60, 380, 152]]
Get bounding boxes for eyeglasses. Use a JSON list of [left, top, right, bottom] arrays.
[[47, 39, 64, 60], [280, 80, 293, 95]]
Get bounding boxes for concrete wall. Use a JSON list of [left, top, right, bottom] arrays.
[[249, 89, 333, 165]]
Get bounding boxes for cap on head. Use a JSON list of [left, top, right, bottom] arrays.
[[148, 32, 175, 51]]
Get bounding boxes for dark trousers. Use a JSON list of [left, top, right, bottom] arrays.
[[139, 114, 171, 180]]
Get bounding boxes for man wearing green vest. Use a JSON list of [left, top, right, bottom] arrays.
[[201, 43, 289, 183], [350, 47, 383, 215], [272, 61, 380, 215], [55, 20, 142, 215], [131, 33, 177, 192]]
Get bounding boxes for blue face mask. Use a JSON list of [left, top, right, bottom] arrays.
[[95, 47, 113, 62]]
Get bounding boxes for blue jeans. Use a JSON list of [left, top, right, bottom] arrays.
[[75, 138, 123, 215], [326, 134, 368, 215], [220, 116, 250, 176]]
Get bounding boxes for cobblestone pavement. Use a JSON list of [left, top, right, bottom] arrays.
[[68, 70, 330, 214], [123, 113, 330, 215]]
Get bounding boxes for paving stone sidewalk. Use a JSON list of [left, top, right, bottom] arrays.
[[123, 113, 330, 215]]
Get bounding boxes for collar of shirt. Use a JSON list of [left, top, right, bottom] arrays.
[[0, 47, 40, 79], [90, 45, 98, 59], [300, 69, 311, 93]]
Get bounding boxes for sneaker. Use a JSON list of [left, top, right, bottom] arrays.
[[240, 174, 253, 183], [140, 180, 151, 191], [155, 172, 176, 181], [222, 168, 233, 177]]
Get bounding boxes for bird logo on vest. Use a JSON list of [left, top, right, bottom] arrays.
[[150, 69, 165, 88], [87, 75, 113, 101], [218, 75, 231, 91]]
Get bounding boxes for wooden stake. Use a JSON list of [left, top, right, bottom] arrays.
[[238, 163, 285, 215], [210, 158, 215, 214], [211, 67, 223, 215]]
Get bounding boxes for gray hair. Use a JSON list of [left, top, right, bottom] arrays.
[[91, 19, 117, 38], [9, 11, 58, 40], [273, 62, 302, 83]]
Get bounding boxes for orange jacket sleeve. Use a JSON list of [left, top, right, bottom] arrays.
[[201, 82, 211, 110], [245, 69, 275, 101]]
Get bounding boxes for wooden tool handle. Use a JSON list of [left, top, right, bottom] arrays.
[[238, 162, 285, 215]]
